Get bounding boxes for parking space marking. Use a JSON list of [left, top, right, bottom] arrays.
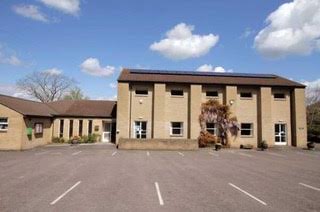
[[155, 182, 164, 206], [112, 151, 117, 156], [299, 183, 320, 191], [238, 152, 253, 158], [147, 151, 150, 156], [266, 152, 285, 157], [209, 152, 219, 157], [72, 151, 82, 156], [178, 152, 184, 157], [229, 183, 267, 206], [35, 151, 50, 156], [50, 181, 81, 205]]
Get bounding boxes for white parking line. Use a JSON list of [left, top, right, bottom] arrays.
[[35, 151, 50, 156], [50, 181, 81, 205], [178, 152, 184, 157], [147, 151, 150, 156], [209, 152, 219, 157], [72, 151, 82, 156], [155, 182, 164, 206], [266, 152, 285, 157], [299, 183, 320, 191], [51, 152, 62, 155], [229, 183, 267, 206], [112, 151, 117, 156], [238, 152, 253, 158]]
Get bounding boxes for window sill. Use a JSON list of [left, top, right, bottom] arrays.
[[240, 135, 254, 138], [274, 98, 286, 101], [171, 95, 184, 98], [135, 94, 148, 97], [170, 134, 183, 137], [206, 96, 219, 99], [0, 130, 8, 132], [240, 97, 253, 100]]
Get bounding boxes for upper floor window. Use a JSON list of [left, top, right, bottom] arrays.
[[206, 123, 217, 135], [34, 123, 43, 134], [274, 93, 286, 99], [171, 90, 183, 96], [206, 91, 218, 97], [170, 122, 183, 136], [240, 92, 252, 98], [0, 117, 8, 131], [135, 89, 148, 95], [240, 123, 253, 136]]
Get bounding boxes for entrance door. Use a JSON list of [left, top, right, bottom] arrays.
[[275, 124, 286, 145], [102, 122, 111, 142], [134, 121, 147, 139]]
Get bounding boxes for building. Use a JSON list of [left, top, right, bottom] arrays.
[[0, 68, 307, 150], [0, 95, 116, 150], [116, 69, 307, 148]]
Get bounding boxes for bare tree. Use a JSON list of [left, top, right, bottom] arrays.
[[63, 87, 89, 100], [17, 71, 75, 102], [306, 83, 320, 130]]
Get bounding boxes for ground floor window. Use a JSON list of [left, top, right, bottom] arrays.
[[34, 123, 43, 134], [170, 122, 183, 136], [69, 120, 73, 138], [88, 120, 93, 135], [134, 121, 147, 139], [79, 120, 83, 136], [59, 119, 64, 138], [240, 123, 253, 136], [275, 123, 286, 145], [0, 117, 8, 131], [206, 122, 217, 135]]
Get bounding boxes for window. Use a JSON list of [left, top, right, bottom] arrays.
[[171, 90, 183, 96], [69, 120, 73, 138], [274, 93, 286, 99], [59, 119, 64, 138], [170, 122, 183, 136], [88, 120, 93, 135], [0, 118, 8, 131], [134, 121, 147, 139], [34, 123, 43, 134], [240, 123, 253, 136], [206, 123, 217, 135], [240, 92, 252, 98], [206, 91, 218, 97], [135, 89, 148, 95], [79, 120, 83, 136]]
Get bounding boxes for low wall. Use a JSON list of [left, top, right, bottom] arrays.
[[118, 138, 199, 150]]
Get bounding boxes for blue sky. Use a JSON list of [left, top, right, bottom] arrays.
[[0, 0, 319, 100]]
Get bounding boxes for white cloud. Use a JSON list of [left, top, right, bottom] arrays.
[[240, 28, 255, 38], [13, 4, 48, 22], [0, 84, 34, 100], [150, 23, 219, 60], [40, 0, 80, 16], [42, 68, 63, 75], [254, 0, 320, 58], [0, 46, 23, 66], [80, 58, 115, 77], [96, 95, 117, 101], [109, 83, 117, 89], [196, 64, 233, 73]]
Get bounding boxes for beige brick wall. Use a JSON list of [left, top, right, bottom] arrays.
[[258, 87, 273, 146], [189, 84, 202, 139], [116, 82, 130, 144], [0, 104, 24, 150], [153, 83, 166, 138], [201, 85, 224, 104]]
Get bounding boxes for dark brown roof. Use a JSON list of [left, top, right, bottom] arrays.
[[118, 68, 305, 88], [47, 100, 116, 118], [0, 94, 56, 117], [0, 94, 116, 118]]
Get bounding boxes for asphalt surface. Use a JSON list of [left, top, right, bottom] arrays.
[[0, 144, 320, 212]]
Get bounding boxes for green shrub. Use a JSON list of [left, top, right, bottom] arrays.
[[88, 133, 98, 143], [52, 137, 65, 143], [81, 135, 89, 143]]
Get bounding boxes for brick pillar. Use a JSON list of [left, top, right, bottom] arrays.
[[258, 87, 273, 146], [291, 88, 307, 147], [116, 82, 130, 144], [225, 86, 237, 114], [189, 84, 202, 139], [73, 119, 79, 137], [153, 83, 166, 138]]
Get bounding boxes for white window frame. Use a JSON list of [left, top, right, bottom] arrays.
[[170, 122, 183, 136], [134, 121, 147, 139], [34, 123, 43, 134], [135, 89, 148, 96], [240, 123, 253, 137], [0, 117, 8, 131], [240, 92, 253, 99], [206, 91, 219, 98], [206, 122, 217, 135]]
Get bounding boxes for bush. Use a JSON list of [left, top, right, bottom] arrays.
[[52, 137, 65, 143], [198, 131, 218, 147], [81, 135, 89, 143], [88, 133, 98, 143]]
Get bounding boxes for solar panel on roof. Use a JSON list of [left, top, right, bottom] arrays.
[[128, 69, 276, 79]]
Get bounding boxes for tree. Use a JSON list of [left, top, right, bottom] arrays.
[[63, 87, 88, 100], [17, 71, 75, 102], [306, 84, 320, 134], [198, 99, 239, 147]]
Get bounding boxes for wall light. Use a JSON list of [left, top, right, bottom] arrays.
[[229, 99, 235, 105]]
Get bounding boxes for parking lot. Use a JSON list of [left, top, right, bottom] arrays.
[[0, 144, 319, 212]]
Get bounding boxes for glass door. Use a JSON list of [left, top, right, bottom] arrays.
[[275, 124, 286, 145], [134, 121, 147, 139], [102, 122, 111, 142]]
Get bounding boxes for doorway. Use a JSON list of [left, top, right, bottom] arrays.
[[102, 122, 112, 142], [275, 123, 286, 145]]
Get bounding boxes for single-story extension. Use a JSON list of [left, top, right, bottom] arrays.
[[0, 68, 307, 150]]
